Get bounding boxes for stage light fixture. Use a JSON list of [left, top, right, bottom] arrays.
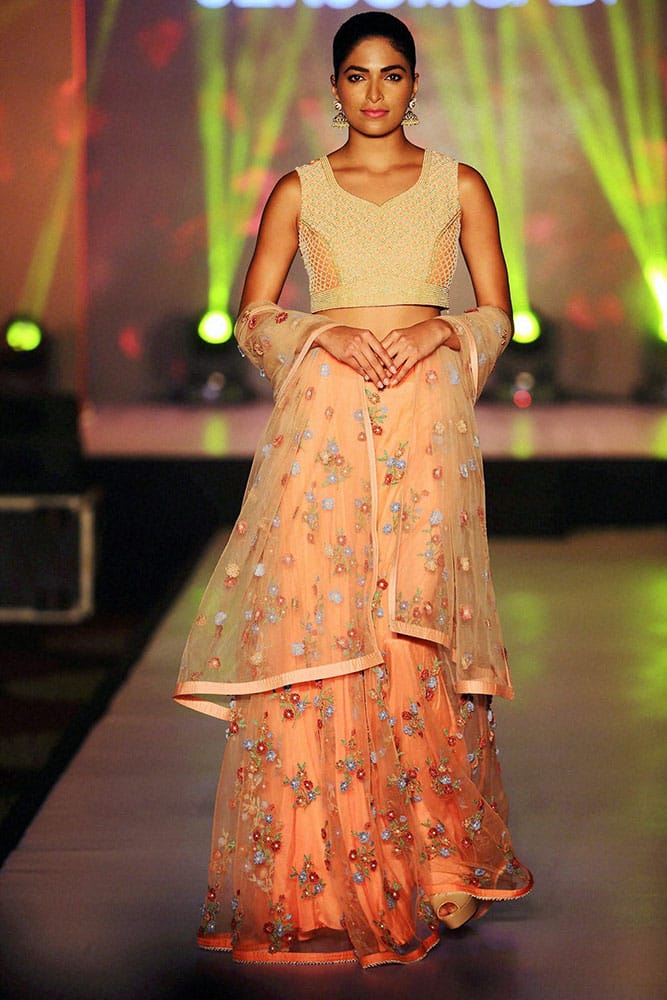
[[198, 310, 233, 345], [513, 310, 541, 345], [5, 317, 43, 353], [195, 1, 227, 8], [186, 312, 256, 404]]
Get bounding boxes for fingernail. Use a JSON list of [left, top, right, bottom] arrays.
[[377, 382, 384, 390], [390, 366, 397, 374]]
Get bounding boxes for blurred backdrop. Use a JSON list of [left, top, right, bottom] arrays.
[[0, 0, 665, 406]]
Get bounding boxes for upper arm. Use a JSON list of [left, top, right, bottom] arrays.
[[457, 163, 513, 324], [238, 170, 301, 313]]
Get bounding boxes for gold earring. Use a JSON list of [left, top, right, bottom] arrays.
[[331, 100, 348, 128], [402, 98, 419, 127]]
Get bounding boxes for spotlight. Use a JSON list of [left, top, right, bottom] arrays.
[[1, 315, 51, 393], [487, 309, 556, 403], [197, 310, 233, 345], [513, 310, 541, 345], [4, 316, 43, 353], [194, 1, 227, 8], [188, 311, 255, 404], [644, 260, 667, 343]]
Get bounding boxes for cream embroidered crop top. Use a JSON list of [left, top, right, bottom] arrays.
[[296, 149, 461, 312]]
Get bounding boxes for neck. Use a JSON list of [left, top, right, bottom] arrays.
[[338, 129, 417, 168]]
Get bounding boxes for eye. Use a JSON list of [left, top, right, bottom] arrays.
[[346, 74, 364, 83], [386, 73, 404, 82]]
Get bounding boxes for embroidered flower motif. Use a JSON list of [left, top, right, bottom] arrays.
[[419, 820, 455, 863], [348, 827, 377, 881], [425, 369, 438, 384], [388, 763, 422, 804], [336, 735, 366, 792], [263, 895, 296, 953], [290, 855, 326, 899], [275, 311, 288, 324], [283, 762, 320, 808]]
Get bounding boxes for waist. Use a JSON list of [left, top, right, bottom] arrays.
[[314, 304, 441, 340]]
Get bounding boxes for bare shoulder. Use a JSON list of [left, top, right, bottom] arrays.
[[457, 162, 493, 203], [266, 169, 301, 215], [257, 169, 302, 239]]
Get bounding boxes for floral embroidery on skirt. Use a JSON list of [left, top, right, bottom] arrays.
[[196, 370, 532, 966]]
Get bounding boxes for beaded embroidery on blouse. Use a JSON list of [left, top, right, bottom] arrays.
[[296, 150, 461, 313]]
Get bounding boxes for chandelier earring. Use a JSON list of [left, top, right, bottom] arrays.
[[402, 97, 420, 127], [331, 100, 349, 128]]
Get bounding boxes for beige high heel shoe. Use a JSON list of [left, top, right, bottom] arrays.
[[431, 891, 479, 930]]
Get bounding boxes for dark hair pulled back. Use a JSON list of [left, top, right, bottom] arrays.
[[332, 12, 417, 81]]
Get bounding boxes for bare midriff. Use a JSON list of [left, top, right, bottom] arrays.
[[315, 304, 441, 341]]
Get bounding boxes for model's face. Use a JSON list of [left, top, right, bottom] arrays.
[[332, 36, 417, 137]]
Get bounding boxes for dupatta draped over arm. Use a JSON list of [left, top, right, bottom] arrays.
[[174, 302, 513, 720]]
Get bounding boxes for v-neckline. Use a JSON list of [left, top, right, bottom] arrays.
[[322, 150, 431, 208]]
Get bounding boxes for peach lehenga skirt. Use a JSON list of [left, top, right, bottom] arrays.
[[196, 374, 533, 967]]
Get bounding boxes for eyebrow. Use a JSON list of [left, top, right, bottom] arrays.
[[343, 64, 407, 74]]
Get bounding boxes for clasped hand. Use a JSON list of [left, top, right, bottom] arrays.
[[316, 317, 461, 388]]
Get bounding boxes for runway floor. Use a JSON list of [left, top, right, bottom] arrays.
[[0, 527, 665, 1000], [81, 401, 667, 460]]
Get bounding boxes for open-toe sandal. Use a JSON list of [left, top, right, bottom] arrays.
[[431, 891, 479, 930]]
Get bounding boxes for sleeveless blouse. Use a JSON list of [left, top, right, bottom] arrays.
[[296, 150, 460, 312]]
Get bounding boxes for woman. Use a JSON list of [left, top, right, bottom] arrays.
[[174, 11, 533, 967]]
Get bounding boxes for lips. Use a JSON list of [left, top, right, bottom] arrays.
[[362, 109, 389, 118]]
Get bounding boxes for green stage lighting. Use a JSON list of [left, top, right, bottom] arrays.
[[5, 318, 43, 352], [644, 261, 667, 343], [198, 310, 233, 345], [513, 310, 541, 345]]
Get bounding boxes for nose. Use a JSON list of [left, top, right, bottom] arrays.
[[366, 77, 383, 103]]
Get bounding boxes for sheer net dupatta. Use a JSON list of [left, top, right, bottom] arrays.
[[173, 303, 339, 721], [388, 305, 515, 702], [445, 305, 512, 402], [235, 302, 338, 403]]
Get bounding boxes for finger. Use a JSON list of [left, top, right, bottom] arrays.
[[373, 337, 398, 374], [352, 331, 393, 386], [389, 350, 419, 385], [358, 347, 391, 388]]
